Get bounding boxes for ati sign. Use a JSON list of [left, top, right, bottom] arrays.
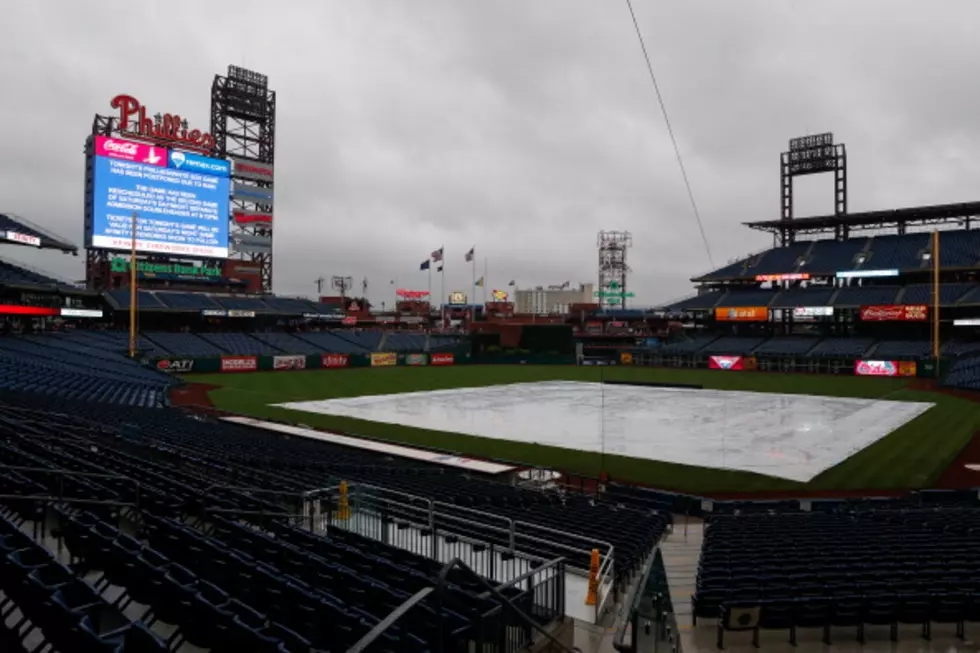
[[111, 94, 216, 152], [156, 359, 194, 373], [111, 259, 221, 277]]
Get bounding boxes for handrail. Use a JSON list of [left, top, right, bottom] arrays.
[[347, 557, 579, 653]]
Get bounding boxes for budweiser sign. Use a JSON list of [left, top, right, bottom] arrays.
[[111, 94, 215, 151], [860, 305, 928, 322]]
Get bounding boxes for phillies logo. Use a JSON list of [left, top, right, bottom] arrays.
[[712, 356, 740, 370], [111, 94, 216, 151], [855, 360, 897, 377]]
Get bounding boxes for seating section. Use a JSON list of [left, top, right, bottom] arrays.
[[696, 510, 980, 646], [700, 337, 765, 356], [662, 335, 720, 354], [295, 332, 368, 354], [698, 229, 980, 281], [215, 296, 272, 312], [331, 331, 383, 352], [0, 260, 63, 286], [666, 291, 725, 311], [384, 333, 427, 352], [771, 287, 835, 308], [717, 290, 778, 308], [901, 283, 974, 305], [263, 297, 319, 314], [871, 340, 933, 360], [753, 337, 819, 356], [251, 332, 323, 355], [0, 336, 171, 407], [198, 333, 277, 356], [833, 285, 900, 307], [804, 238, 869, 275], [154, 292, 221, 310], [0, 393, 668, 650], [144, 332, 224, 357], [106, 290, 166, 310], [808, 338, 876, 358], [944, 355, 980, 391], [429, 336, 461, 351]]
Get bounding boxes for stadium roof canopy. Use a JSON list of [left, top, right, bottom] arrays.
[[0, 213, 78, 253], [745, 201, 980, 237]]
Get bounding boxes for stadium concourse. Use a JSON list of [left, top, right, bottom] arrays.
[[1, 207, 980, 653]]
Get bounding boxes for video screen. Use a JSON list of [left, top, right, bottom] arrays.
[[89, 136, 230, 258]]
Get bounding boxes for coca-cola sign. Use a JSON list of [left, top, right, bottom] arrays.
[[860, 305, 928, 322], [94, 136, 168, 167], [111, 94, 216, 152]]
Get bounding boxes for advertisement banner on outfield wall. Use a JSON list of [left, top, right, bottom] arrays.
[[321, 354, 349, 368], [859, 305, 928, 321], [854, 360, 898, 377], [708, 355, 744, 370], [898, 361, 917, 377], [221, 356, 257, 373], [714, 306, 769, 322], [405, 353, 427, 366], [430, 353, 455, 366], [273, 355, 306, 371], [156, 359, 194, 373], [620, 352, 633, 365], [370, 352, 398, 367]]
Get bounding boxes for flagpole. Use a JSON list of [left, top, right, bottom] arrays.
[[484, 257, 488, 305], [471, 250, 476, 320]]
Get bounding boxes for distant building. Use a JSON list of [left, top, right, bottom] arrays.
[[515, 283, 594, 315]]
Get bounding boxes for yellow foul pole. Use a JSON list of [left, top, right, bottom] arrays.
[[932, 230, 940, 361], [128, 212, 138, 358]]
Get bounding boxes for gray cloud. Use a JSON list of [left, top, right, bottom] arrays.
[[2, 0, 979, 306]]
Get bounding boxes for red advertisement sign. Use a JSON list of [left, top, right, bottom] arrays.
[[322, 354, 349, 368], [273, 355, 306, 371], [854, 360, 898, 377], [221, 356, 257, 373], [860, 305, 928, 321], [708, 355, 743, 370], [94, 136, 168, 167], [755, 273, 810, 282], [430, 353, 455, 366], [342, 316, 357, 325], [396, 289, 430, 299]]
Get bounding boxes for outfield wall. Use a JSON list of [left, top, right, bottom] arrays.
[[152, 351, 461, 374]]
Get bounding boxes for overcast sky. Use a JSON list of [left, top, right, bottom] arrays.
[[2, 0, 980, 307]]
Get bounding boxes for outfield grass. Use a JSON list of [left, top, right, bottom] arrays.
[[184, 366, 980, 495]]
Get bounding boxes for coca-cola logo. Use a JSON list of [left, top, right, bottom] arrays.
[[102, 139, 139, 155]]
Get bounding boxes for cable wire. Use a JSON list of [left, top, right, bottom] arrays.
[[624, 0, 715, 268]]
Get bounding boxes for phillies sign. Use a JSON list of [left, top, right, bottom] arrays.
[[111, 94, 215, 151], [854, 360, 898, 377], [860, 305, 928, 322]]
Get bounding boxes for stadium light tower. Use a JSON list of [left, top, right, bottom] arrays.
[[596, 231, 633, 310]]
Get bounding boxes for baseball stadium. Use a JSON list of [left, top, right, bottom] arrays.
[[2, 33, 980, 653]]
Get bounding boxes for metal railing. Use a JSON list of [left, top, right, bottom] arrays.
[[613, 549, 680, 653], [303, 481, 617, 623], [348, 556, 574, 653]]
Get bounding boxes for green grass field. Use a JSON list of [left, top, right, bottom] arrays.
[[184, 366, 980, 495]]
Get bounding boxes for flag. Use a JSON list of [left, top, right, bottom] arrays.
[[475, 277, 484, 287], [561, 281, 570, 290], [420, 260, 430, 271], [431, 247, 444, 262], [437, 264, 444, 273], [508, 280, 515, 286], [465, 247, 474, 262]]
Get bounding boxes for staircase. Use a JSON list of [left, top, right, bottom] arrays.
[[661, 517, 703, 630]]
